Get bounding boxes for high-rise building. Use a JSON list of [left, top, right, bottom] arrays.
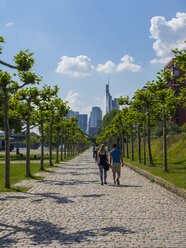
[[106, 79, 119, 113], [89, 107, 102, 136], [67, 110, 88, 133], [67, 110, 79, 118], [112, 98, 119, 110], [106, 83, 112, 113], [77, 114, 88, 133]]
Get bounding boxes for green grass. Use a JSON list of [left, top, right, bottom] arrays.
[[0, 151, 82, 192], [125, 134, 186, 190], [0, 161, 53, 192]]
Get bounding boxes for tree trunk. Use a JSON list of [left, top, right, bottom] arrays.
[[137, 124, 141, 163], [126, 135, 129, 158], [56, 129, 60, 163], [147, 112, 153, 165], [64, 132, 67, 159], [49, 114, 53, 166], [40, 121, 44, 170], [143, 121, 146, 165], [131, 127, 134, 161], [4, 89, 10, 188], [121, 134, 125, 158], [26, 116, 31, 177], [163, 116, 168, 172], [60, 134, 63, 161]]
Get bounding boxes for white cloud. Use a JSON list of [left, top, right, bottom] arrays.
[[65, 91, 81, 111], [150, 12, 186, 64], [96, 60, 115, 73], [5, 22, 14, 27], [56, 54, 141, 77], [65, 90, 91, 114], [64, 91, 105, 116], [116, 55, 141, 72], [56, 55, 94, 78]]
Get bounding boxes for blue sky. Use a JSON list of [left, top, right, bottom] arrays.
[[1, 0, 186, 116]]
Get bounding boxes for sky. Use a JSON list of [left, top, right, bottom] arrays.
[[1, 0, 186, 117]]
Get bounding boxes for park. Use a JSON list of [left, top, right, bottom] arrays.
[[0, 19, 186, 247]]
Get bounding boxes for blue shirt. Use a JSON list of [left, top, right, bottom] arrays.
[[110, 148, 121, 163]]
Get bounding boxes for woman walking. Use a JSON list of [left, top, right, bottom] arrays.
[[97, 144, 109, 185]]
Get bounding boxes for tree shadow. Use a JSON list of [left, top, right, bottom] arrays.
[[21, 220, 135, 245], [0, 220, 135, 247], [108, 184, 142, 188], [81, 193, 106, 198], [171, 159, 186, 165], [30, 192, 74, 204], [0, 223, 28, 247], [100, 226, 135, 235], [55, 179, 99, 186], [0, 195, 28, 202], [121, 184, 143, 188]]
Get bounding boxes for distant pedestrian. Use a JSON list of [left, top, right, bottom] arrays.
[[16, 147, 20, 156], [110, 144, 124, 185], [97, 144, 109, 185], [92, 145, 99, 161]]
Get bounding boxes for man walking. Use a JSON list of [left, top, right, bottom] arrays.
[[110, 144, 124, 185]]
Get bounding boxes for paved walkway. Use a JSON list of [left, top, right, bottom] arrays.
[[0, 149, 186, 248]]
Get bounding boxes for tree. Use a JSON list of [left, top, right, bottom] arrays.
[[0, 36, 41, 187], [35, 85, 58, 170], [12, 87, 41, 177], [147, 71, 179, 172]]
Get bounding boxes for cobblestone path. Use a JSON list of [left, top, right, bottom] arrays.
[[0, 149, 186, 248]]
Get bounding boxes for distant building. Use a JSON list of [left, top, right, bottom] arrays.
[[106, 84, 112, 113], [164, 58, 186, 125], [67, 110, 88, 133], [112, 98, 119, 110], [89, 107, 102, 136], [77, 114, 88, 133], [67, 110, 79, 118], [106, 79, 119, 113]]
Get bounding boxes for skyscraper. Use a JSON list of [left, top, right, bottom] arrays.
[[89, 107, 102, 136], [106, 82, 112, 113], [67, 110, 88, 133], [77, 114, 88, 133], [106, 79, 119, 113]]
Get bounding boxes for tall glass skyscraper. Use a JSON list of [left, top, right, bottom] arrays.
[[88, 107, 102, 136], [106, 79, 119, 113]]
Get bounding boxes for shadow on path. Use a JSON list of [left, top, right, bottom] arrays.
[[0, 221, 135, 247]]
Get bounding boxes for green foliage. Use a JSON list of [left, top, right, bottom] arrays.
[[101, 108, 119, 129], [18, 71, 42, 85], [0, 36, 4, 54], [14, 50, 35, 71], [0, 70, 12, 86]]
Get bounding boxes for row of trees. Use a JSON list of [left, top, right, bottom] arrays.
[[97, 44, 186, 172], [0, 36, 90, 188]]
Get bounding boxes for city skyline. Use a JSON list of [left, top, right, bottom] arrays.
[[1, 0, 186, 116]]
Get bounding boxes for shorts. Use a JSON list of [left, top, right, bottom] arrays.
[[112, 163, 121, 174]]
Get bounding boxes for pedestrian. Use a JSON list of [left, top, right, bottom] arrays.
[[109, 144, 124, 185], [16, 147, 20, 156], [97, 144, 109, 185], [92, 145, 98, 161]]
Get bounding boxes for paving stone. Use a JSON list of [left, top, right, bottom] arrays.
[[0, 149, 185, 247]]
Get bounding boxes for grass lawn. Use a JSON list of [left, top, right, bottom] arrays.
[[0, 151, 81, 192], [0, 161, 53, 192], [124, 157, 186, 190], [125, 134, 186, 190]]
